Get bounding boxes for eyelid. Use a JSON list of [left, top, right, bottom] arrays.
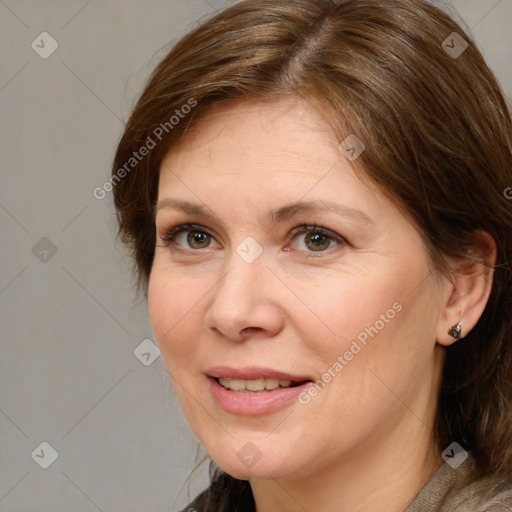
[[157, 222, 218, 246], [157, 222, 347, 253], [287, 222, 342, 241], [285, 223, 347, 254]]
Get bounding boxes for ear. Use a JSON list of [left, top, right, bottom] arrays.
[[436, 230, 497, 347]]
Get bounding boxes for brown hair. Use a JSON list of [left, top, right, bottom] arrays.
[[112, 0, 512, 500]]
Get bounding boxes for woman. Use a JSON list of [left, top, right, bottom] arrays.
[[112, 0, 512, 510]]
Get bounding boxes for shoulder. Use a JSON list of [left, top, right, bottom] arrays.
[[180, 457, 512, 512], [407, 453, 512, 512], [442, 472, 512, 511], [178, 489, 207, 512], [177, 472, 254, 512]]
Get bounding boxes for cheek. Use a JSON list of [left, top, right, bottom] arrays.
[[313, 258, 437, 378], [303, 270, 406, 357], [147, 267, 218, 440], [147, 273, 171, 341], [323, 273, 439, 405], [147, 269, 200, 367]]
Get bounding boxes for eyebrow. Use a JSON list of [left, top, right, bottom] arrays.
[[156, 198, 374, 225]]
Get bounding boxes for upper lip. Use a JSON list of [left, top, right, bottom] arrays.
[[206, 366, 313, 382]]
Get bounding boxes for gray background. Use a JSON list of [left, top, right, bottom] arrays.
[[1, 1, 510, 511]]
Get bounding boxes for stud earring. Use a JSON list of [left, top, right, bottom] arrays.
[[448, 321, 462, 339]]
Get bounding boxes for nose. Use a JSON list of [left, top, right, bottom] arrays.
[[204, 254, 285, 342]]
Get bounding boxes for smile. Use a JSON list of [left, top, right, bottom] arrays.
[[206, 366, 314, 415], [217, 377, 307, 392]]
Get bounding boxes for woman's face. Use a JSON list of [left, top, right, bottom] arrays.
[[149, 98, 450, 481]]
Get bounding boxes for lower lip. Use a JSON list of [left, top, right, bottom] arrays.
[[208, 377, 311, 415]]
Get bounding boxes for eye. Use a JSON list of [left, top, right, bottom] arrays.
[[156, 222, 347, 255], [157, 223, 219, 251], [286, 223, 346, 254]]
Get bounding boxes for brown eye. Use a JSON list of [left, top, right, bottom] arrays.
[[159, 223, 218, 250], [186, 230, 211, 249], [287, 224, 346, 254], [305, 232, 331, 251]]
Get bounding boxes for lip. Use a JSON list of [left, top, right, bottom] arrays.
[[206, 366, 312, 382], [206, 366, 314, 415]]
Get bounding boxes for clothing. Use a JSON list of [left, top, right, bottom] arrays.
[[179, 453, 512, 511], [404, 452, 512, 511]]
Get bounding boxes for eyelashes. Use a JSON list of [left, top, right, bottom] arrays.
[[156, 222, 348, 256], [159, 223, 214, 249]]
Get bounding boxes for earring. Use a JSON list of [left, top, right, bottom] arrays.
[[448, 321, 462, 339]]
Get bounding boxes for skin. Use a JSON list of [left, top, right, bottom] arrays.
[[148, 98, 495, 512]]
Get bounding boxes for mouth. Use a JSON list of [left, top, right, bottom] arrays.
[[205, 366, 314, 414], [214, 376, 310, 393]]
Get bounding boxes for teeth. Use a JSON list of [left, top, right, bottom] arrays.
[[228, 379, 246, 392], [265, 378, 280, 390], [218, 377, 296, 392], [246, 379, 265, 391]]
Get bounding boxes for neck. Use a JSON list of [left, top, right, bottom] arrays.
[[250, 406, 443, 512]]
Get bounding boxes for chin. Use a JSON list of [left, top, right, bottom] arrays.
[[204, 437, 308, 482], [211, 454, 281, 481]]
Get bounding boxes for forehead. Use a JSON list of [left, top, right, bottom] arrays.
[[154, 98, 425, 260], [154, 97, 411, 237], [158, 98, 365, 191], [157, 99, 395, 232]]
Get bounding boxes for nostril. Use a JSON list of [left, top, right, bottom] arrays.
[[241, 327, 260, 336]]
